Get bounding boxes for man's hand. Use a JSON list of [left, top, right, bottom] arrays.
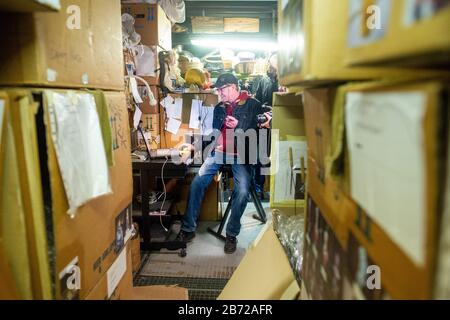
[[225, 115, 239, 129], [178, 143, 194, 151], [178, 143, 194, 154], [258, 112, 272, 129]]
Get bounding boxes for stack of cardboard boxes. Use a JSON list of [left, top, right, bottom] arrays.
[[0, 0, 135, 300], [269, 92, 307, 215], [122, 2, 173, 150], [275, 0, 450, 299], [121, 3, 222, 222]]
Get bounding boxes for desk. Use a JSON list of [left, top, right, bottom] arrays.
[[132, 158, 189, 255]]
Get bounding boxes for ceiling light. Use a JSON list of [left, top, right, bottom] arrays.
[[191, 39, 278, 52]]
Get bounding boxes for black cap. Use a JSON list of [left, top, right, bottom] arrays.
[[213, 73, 239, 89]]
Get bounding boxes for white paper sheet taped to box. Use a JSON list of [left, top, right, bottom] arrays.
[[345, 91, 427, 267], [189, 99, 214, 135], [200, 106, 214, 136], [272, 139, 308, 203], [162, 97, 183, 120], [107, 248, 127, 298], [189, 99, 203, 129], [165, 117, 182, 135], [46, 91, 112, 217]]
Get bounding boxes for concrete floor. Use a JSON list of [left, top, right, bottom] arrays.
[[140, 202, 272, 278], [135, 201, 272, 299]]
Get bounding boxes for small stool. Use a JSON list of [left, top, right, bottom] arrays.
[[207, 165, 267, 241]]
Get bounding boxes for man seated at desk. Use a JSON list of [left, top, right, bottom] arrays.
[[176, 73, 272, 254]]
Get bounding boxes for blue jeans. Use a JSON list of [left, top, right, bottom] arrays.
[[253, 163, 266, 194], [181, 152, 252, 237]]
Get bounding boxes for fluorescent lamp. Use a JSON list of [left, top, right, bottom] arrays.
[[191, 39, 278, 52]]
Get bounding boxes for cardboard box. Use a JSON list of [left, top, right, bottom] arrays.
[[435, 114, 450, 299], [277, 0, 446, 86], [302, 196, 388, 300], [85, 244, 133, 300], [130, 223, 141, 275], [159, 92, 218, 148], [303, 87, 353, 247], [345, 0, 450, 67], [137, 113, 160, 150], [271, 93, 305, 139], [0, 91, 35, 300], [3, 89, 54, 300], [121, 3, 172, 50], [0, 0, 61, 11], [270, 92, 306, 213], [0, 0, 124, 90], [41, 90, 133, 299], [141, 114, 160, 134], [218, 223, 298, 300], [224, 18, 260, 33], [173, 173, 219, 221], [0, 246, 20, 300], [127, 285, 188, 300], [191, 17, 224, 34], [332, 81, 448, 299], [0, 88, 133, 299], [160, 120, 192, 149]]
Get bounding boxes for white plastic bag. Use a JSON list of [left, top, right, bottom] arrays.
[[135, 45, 157, 77], [159, 0, 186, 23], [122, 13, 141, 47], [47, 91, 111, 217]]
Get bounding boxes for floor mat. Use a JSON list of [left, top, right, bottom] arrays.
[[137, 203, 272, 299], [134, 276, 227, 300]]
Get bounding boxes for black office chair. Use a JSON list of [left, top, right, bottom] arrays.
[[207, 165, 267, 241]]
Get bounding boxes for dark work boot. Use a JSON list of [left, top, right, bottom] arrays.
[[224, 234, 237, 254], [175, 230, 196, 243]]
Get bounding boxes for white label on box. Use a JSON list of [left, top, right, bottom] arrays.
[[81, 73, 89, 85], [107, 248, 127, 298], [47, 68, 57, 82], [345, 91, 427, 267], [200, 106, 214, 136], [0, 100, 5, 143]]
